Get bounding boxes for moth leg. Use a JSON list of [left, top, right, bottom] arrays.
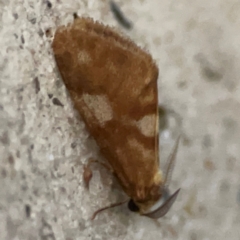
[[83, 158, 113, 189], [91, 199, 128, 220]]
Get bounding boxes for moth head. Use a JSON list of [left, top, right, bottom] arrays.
[[127, 187, 180, 218], [128, 136, 181, 219]]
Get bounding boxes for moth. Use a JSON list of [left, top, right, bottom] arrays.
[[52, 17, 180, 219]]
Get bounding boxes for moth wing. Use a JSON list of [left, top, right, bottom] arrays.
[[52, 18, 161, 201]]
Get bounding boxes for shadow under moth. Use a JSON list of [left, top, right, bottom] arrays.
[[52, 17, 180, 220]]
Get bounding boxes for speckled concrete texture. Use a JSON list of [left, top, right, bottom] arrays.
[[1, 0, 240, 239]]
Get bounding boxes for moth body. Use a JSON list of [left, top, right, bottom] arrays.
[[52, 17, 180, 219]]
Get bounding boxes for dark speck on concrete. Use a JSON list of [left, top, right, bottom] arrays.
[[52, 97, 64, 107], [33, 77, 40, 94], [25, 204, 31, 218]]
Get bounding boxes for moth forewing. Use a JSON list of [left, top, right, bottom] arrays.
[[52, 17, 179, 218]]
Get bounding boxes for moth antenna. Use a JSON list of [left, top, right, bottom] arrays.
[[143, 188, 180, 219], [91, 200, 128, 220], [163, 136, 181, 187]]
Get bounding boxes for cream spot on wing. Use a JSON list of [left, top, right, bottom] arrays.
[[153, 171, 162, 185], [144, 75, 152, 84], [139, 88, 155, 105], [135, 114, 156, 137], [78, 50, 91, 64], [82, 94, 113, 126], [107, 60, 117, 74], [128, 138, 155, 161]]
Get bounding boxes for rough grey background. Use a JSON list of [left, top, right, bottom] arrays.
[[1, 0, 240, 239]]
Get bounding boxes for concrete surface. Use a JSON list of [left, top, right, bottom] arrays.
[[1, 0, 240, 239]]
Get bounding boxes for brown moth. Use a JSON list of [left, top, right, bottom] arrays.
[[52, 17, 180, 219]]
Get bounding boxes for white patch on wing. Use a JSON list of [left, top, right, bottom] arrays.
[[140, 88, 154, 105], [78, 50, 91, 64], [135, 114, 155, 137], [128, 138, 154, 161], [82, 94, 113, 126]]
